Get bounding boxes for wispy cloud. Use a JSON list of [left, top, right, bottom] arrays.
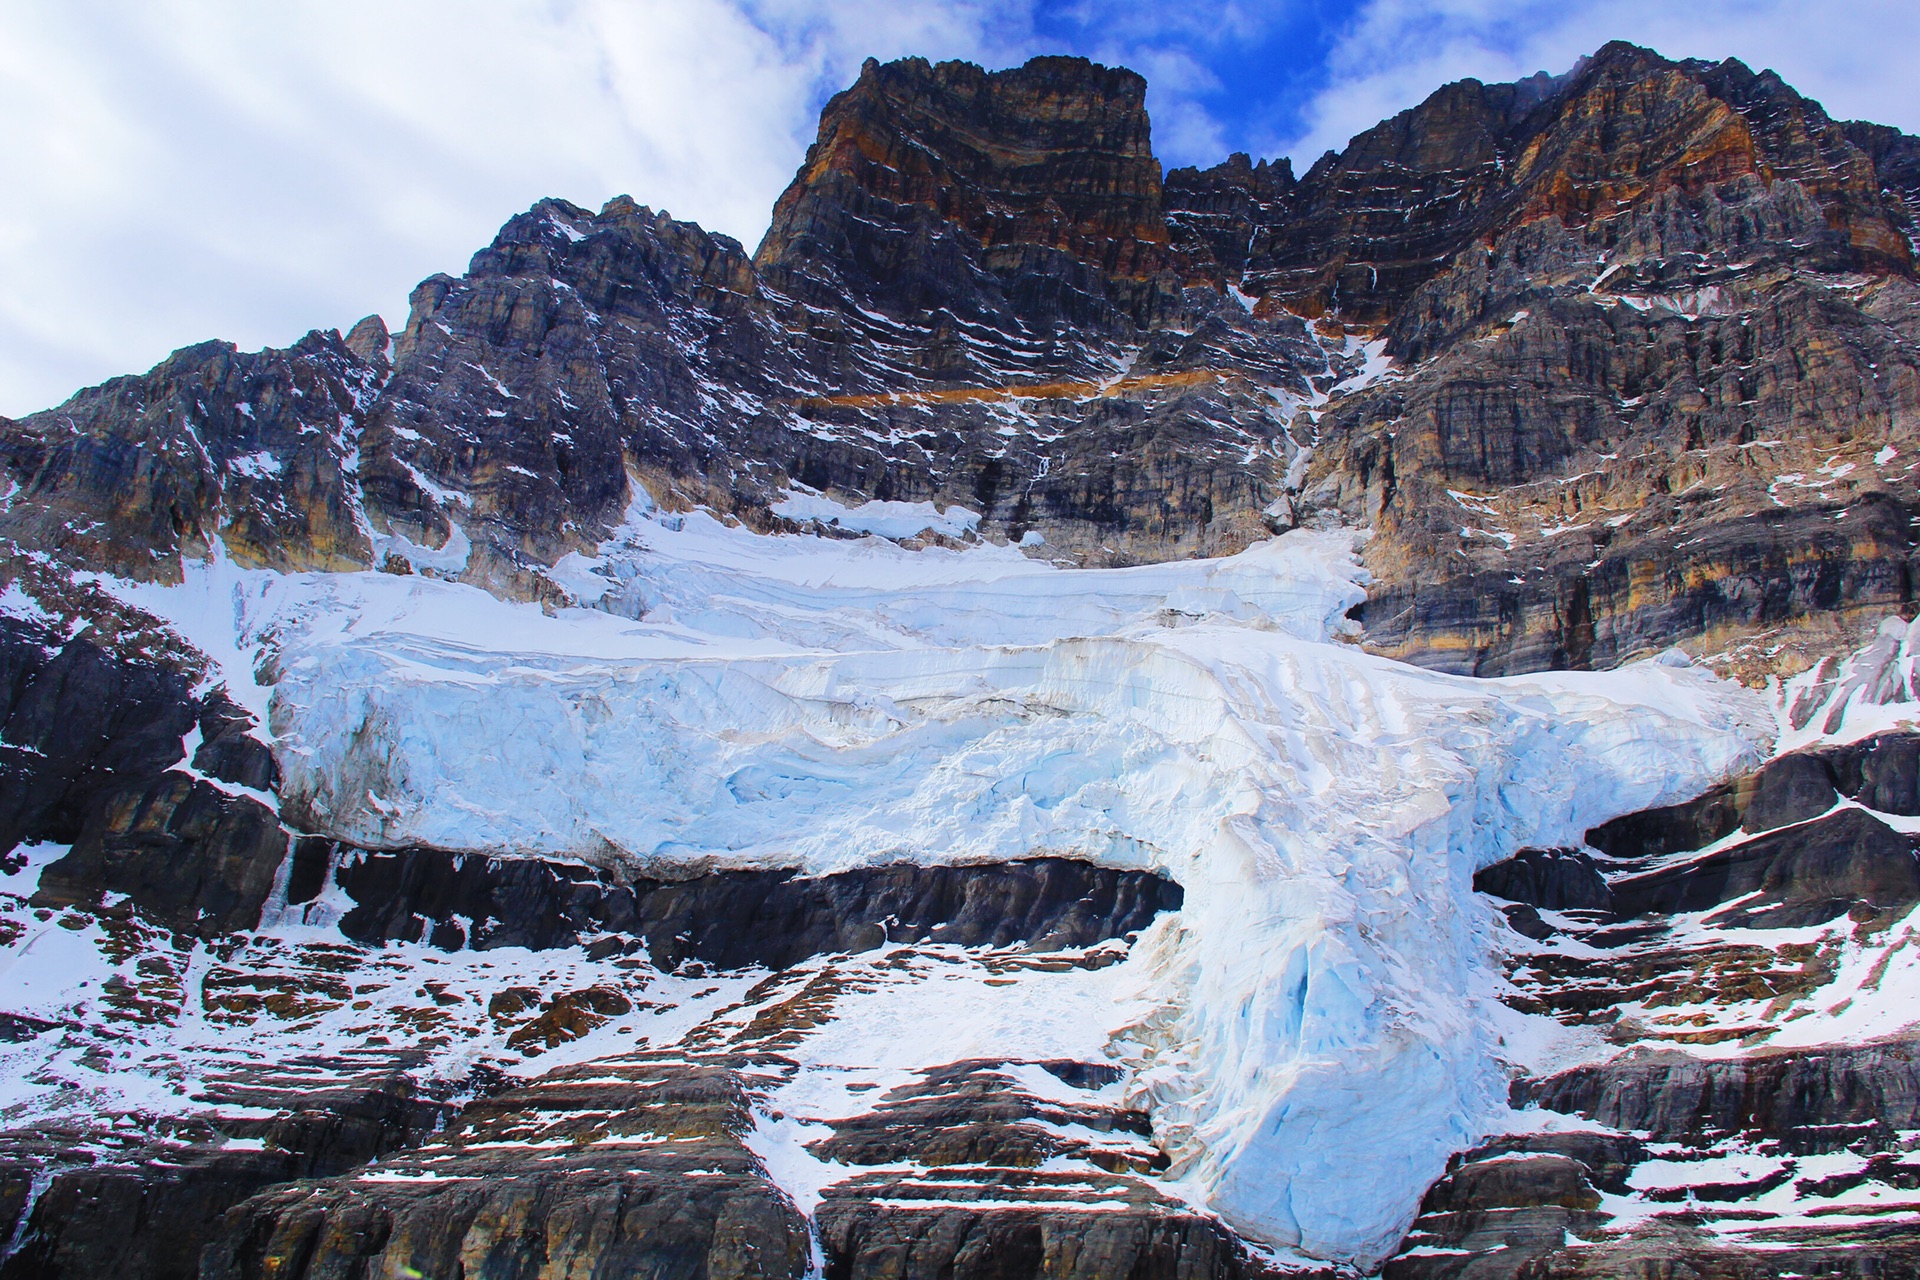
[[2, 0, 1914, 416], [0, 0, 1031, 415]]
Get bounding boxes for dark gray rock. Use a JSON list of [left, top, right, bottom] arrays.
[[1826, 731, 1920, 816], [0, 616, 199, 852], [1586, 744, 1852, 862], [0, 613, 288, 937], [1514, 1036, 1920, 1152], [1473, 847, 1614, 912], [1383, 1143, 1611, 1280], [1737, 752, 1840, 834], [33, 770, 286, 938], [331, 846, 1181, 967], [1608, 805, 1920, 929]]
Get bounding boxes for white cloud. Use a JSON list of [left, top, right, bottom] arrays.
[[2, 0, 1914, 416], [0, 0, 1033, 415], [1283, 0, 1920, 163]]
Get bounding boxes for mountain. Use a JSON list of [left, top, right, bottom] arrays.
[[0, 41, 1918, 1280]]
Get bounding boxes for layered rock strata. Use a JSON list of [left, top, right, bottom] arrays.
[[204, 1055, 1285, 1280], [0, 1051, 455, 1280], [203, 1054, 814, 1280], [809, 1060, 1284, 1280], [6, 44, 1914, 671], [3, 35, 1920, 1280], [1418, 734, 1920, 1275]]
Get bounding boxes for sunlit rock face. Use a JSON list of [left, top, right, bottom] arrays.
[[0, 40, 1918, 1280], [756, 54, 1190, 322]]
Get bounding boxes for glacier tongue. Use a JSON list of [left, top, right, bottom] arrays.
[[128, 512, 1771, 1267]]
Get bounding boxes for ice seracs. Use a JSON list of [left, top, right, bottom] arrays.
[[100, 500, 1772, 1267]]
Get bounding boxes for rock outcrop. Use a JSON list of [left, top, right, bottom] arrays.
[[5, 36, 1920, 1280], [758, 55, 1189, 327], [0, 1052, 455, 1280], [1428, 736, 1920, 1276], [5, 44, 1915, 675], [329, 845, 1182, 968], [202, 1053, 1288, 1280], [202, 1054, 813, 1280], [1, 330, 378, 581], [0, 606, 286, 939], [809, 1060, 1285, 1280]]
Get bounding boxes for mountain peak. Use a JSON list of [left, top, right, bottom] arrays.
[[4, 37, 1920, 1280], [756, 52, 1176, 301]]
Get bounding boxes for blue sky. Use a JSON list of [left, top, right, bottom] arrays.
[[3, 0, 1916, 415], [1026, 0, 1350, 166]]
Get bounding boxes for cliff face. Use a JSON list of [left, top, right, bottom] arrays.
[[4, 41, 1920, 1280], [3, 44, 1914, 675], [2, 330, 379, 580], [757, 55, 1189, 324], [1160, 43, 1920, 676], [1304, 182, 1920, 675], [1178, 42, 1912, 323]]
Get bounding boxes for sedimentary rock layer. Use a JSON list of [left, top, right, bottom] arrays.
[[5, 44, 1912, 672]]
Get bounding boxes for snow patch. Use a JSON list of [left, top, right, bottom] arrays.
[[227, 450, 282, 480], [772, 485, 980, 541]]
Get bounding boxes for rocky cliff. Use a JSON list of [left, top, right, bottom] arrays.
[[6, 45, 1916, 675], [1, 39, 1919, 1280]]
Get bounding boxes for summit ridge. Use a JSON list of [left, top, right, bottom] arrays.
[[0, 41, 1918, 1280]]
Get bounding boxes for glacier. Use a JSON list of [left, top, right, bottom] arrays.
[[102, 498, 1774, 1267]]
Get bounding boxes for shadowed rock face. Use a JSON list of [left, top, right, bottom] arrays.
[[1484, 736, 1920, 937], [0, 614, 286, 938], [1578, 735, 1920, 932], [1514, 1038, 1920, 1152], [0, 1053, 456, 1280], [1606, 805, 1920, 929], [329, 845, 1184, 970], [1473, 847, 1614, 914]]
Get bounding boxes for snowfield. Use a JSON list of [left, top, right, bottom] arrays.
[[100, 497, 1775, 1268]]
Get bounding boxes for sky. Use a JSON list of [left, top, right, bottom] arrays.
[[3, 0, 1916, 416]]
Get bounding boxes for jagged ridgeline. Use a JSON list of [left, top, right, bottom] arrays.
[[2, 42, 1913, 675], [2, 40, 1920, 1280]]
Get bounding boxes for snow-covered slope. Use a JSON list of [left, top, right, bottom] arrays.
[[91, 500, 1772, 1266]]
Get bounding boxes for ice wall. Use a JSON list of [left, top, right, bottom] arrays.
[[122, 511, 1773, 1267]]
